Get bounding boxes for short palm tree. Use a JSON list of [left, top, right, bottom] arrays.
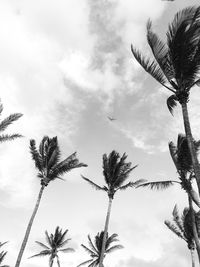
[[165, 205, 196, 267], [137, 134, 200, 260], [15, 136, 87, 267], [131, 6, 200, 195], [77, 231, 123, 267], [0, 102, 22, 142], [82, 150, 145, 267], [30, 226, 74, 267], [0, 241, 9, 267]]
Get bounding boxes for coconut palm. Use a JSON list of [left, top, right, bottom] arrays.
[[165, 205, 196, 267], [77, 231, 123, 267], [0, 241, 9, 267], [137, 134, 200, 260], [82, 150, 145, 267], [15, 136, 87, 267], [0, 101, 22, 142], [131, 6, 200, 195], [30, 226, 74, 267]]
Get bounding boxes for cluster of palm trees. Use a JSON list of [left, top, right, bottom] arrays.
[[1, 4, 200, 267]]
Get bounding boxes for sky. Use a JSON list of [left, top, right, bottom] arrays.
[[0, 0, 200, 266]]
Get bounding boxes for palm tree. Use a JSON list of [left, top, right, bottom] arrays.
[[131, 6, 200, 196], [30, 226, 74, 267], [0, 101, 22, 142], [137, 134, 200, 260], [15, 136, 87, 267], [0, 241, 9, 267], [82, 150, 145, 267], [77, 231, 123, 267], [165, 205, 196, 267]]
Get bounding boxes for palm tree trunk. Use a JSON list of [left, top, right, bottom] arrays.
[[15, 185, 45, 267], [190, 249, 195, 267], [99, 197, 113, 267], [188, 196, 200, 264], [182, 103, 200, 196], [56, 256, 61, 267]]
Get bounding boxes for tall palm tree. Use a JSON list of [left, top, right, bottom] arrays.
[[15, 136, 87, 267], [0, 101, 22, 142], [165, 205, 196, 267], [77, 231, 123, 267], [30, 226, 74, 267], [131, 6, 200, 195], [0, 241, 9, 267], [137, 134, 200, 260], [82, 150, 145, 267]]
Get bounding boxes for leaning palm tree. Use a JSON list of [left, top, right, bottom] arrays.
[[82, 150, 145, 267], [137, 134, 200, 260], [77, 231, 123, 267], [30, 226, 74, 267], [15, 136, 87, 267], [131, 6, 200, 195], [0, 101, 22, 142], [165, 205, 196, 267]]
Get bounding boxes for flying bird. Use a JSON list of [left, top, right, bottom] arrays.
[[108, 116, 116, 121]]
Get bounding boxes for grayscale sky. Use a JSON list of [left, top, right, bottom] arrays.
[[0, 0, 200, 266]]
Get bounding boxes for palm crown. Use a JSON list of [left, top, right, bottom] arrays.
[[30, 136, 87, 186], [131, 6, 200, 112], [30, 227, 74, 266], [82, 150, 145, 199], [77, 231, 123, 267], [165, 205, 195, 250]]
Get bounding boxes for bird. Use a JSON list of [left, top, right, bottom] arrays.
[[107, 116, 116, 121]]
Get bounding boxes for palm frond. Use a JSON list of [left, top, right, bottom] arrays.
[[0, 134, 22, 142], [164, 220, 185, 240], [29, 250, 51, 258], [137, 180, 178, 190], [131, 45, 167, 85], [147, 20, 174, 81], [81, 175, 106, 191], [117, 180, 146, 191], [81, 244, 96, 256], [167, 94, 178, 115], [172, 205, 184, 233], [0, 242, 8, 249], [88, 235, 98, 254], [0, 113, 22, 132], [35, 241, 50, 250], [77, 259, 94, 267], [106, 245, 124, 254], [58, 248, 75, 253], [30, 140, 42, 172]]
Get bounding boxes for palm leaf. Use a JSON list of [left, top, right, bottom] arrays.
[[81, 175, 106, 191], [77, 259, 93, 267], [131, 45, 167, 85], [29, 250, 51, 258], [106, 245, 123, 253], [167, 94, 178, 115], [164, 220, 186, 240], [30, 140, 42, 172], [58, 248, 75, 253], [172, 205, 184, 233], [0, 242, 8, 249], [81, 244, 96, 256], [146, 20, 174, 81], [137, 180, 178, 190], [88, 235, 98, 254], [0, 134, 22, 142], [35, 241, 50, 250], [0, 113, 22, 132]]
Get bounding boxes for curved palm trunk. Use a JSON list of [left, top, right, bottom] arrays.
[[190, 249, 195, 267], [99, 197, 113, 267], [188, 196, 200, 264], [182, 103, 200, 196], [15, 185, 45, 267]]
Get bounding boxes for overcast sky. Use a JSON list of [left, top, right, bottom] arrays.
[[0, 0, 200, 266]]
